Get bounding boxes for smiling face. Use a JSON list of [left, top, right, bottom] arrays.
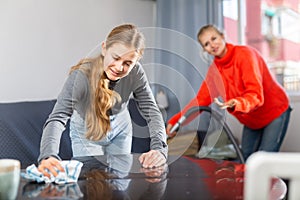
[[198, 28, 227, 58], [102, 42, 140, 81]]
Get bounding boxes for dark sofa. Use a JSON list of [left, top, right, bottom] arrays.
[[0, 100, 72, 168], [0, 84, 181, 168]]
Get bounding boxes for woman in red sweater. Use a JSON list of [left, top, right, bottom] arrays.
[[167, 24, 292, 161]]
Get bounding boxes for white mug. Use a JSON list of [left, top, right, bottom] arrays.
[[0, 159, 20, 200]]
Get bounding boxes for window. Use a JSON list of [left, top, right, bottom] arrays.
[[223, 0, 300, 94]]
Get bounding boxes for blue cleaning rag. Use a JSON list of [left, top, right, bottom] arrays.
[[21, 160, 83, 184]]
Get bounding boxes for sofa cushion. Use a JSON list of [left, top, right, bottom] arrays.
[[0, 100, 72, 168]]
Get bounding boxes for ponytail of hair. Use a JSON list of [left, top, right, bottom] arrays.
[[70, 55, 120, 141]]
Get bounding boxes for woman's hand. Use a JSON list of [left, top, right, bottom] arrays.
[[139, 150, 166, 168], [166, 123, 177, 138], [214, 98, 237, 110], [39, 184, 65, 198], [37, 157, 65, 178], [140, 163, 168, 183]]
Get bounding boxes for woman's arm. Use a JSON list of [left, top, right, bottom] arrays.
[[38, 70, 89, 162], [131, 64, 168, 163], [229, 47, 265, 114]]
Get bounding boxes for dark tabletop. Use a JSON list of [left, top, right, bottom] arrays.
[[17, 154, 244, 200], [16, 154, 284, 200]]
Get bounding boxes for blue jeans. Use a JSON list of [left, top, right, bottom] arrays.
[[241, 106, 292, 161], [70, 109, 132, 157]]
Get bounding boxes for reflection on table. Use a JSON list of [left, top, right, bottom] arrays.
[[17, 154, 285, 200]]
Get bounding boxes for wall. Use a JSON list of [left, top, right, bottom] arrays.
[[0, 0, 155, 102]]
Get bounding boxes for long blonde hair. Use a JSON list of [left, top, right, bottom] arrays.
[[71, 24, 145, 141]]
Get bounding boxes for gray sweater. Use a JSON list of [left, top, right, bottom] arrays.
[[38, 62, 168, 162]]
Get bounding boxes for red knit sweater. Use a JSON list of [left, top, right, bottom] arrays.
[[168, 43, 289, 130]]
